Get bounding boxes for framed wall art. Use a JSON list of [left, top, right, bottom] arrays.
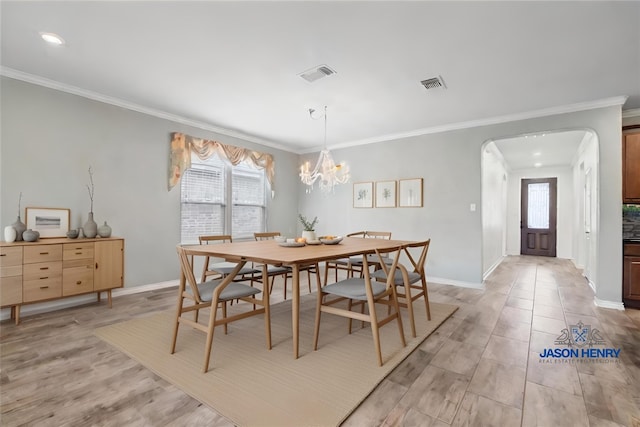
[[353, 181, 373, 208], [25, 207, 70, 238], [375, 180, 397, 208], [399, 178, 423, 207]]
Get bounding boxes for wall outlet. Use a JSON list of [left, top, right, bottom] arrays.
[[470, 203, 476, 212]]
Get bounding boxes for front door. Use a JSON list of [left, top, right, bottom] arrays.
[[520, 178, 557, 257]]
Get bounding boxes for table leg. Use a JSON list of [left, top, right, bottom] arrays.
[[292, 263, 300, 359]]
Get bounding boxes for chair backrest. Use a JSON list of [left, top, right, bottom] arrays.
[[199, 235, 233, 245], [363, 245, 403, 288], [346, 231, 367, 238], [402, 239, 431, 275], [365, 231, 392, 240], [254, 231, 281, 241], [177, 246, 204, 302]]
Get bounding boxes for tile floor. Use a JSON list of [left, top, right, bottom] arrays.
[[2, 255, 640, 426]]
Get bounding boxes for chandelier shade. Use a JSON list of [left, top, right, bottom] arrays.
[[299, 106, 350, 193]]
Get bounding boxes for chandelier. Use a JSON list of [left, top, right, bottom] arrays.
[[299, 106, 350, 193]]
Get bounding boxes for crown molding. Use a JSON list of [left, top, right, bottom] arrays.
[[2, 67, 628, 155], [623, 108, 640, 119], [323, 96, 629, 152], [0, 67, 293, 153]]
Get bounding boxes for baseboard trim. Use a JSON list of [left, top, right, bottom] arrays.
[[483, 256, 504, 280], [429, 276, 485, 290], [0, 280, 179, 322], [594, 297, 625, 311], [112, 280, 178, 297]]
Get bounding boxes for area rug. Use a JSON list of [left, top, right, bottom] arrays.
[[95, 294, 457, 427]]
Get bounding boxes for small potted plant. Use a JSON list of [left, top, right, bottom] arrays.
[[298, 214, 318, 242]]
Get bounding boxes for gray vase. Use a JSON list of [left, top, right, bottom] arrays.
[[98, 221, 112, 238], [11, 216, 26, 241], [23, 229, 39, 242], [83, 212, 98, 238]]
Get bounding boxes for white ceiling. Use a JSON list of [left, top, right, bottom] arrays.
[[493, 130, 587, 170], [1, 1, 639, 153]]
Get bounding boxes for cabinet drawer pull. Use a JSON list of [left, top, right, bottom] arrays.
[[40, 276, 49, 279], [0, 254, 6, 257], [39, 252, 49, 255], [76, 281, 82, 285], [75, 252, 82, 255], [40, 267, 49, 270], [40, 286, 49, 289]]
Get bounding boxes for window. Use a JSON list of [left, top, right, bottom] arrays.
[[181, 153, 266, 243]]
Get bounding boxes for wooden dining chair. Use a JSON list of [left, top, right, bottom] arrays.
[[371, 239, 431, 337], [348, 231, 393, 278], [313, 245, 406, 366], [171, 246, 272, 373], [253, 232, 295, 299], [199, 235, 259, 283], [323, 231, 367, 286]]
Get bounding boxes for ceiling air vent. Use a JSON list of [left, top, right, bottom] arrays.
[[298, 65, 337, 83], [420, 76, 446, 90]]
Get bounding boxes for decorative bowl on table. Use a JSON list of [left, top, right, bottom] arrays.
[[278, 241, 305, 247], [66, 229, 79, 239], [319, 235, 343, 245]]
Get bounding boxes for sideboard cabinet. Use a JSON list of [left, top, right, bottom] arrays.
[[0, 237, 124, 324]]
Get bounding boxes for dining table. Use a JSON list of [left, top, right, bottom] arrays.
[[181, 236, 415, 359]]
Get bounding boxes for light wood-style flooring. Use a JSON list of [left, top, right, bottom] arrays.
[[2, 256, 640, 426]]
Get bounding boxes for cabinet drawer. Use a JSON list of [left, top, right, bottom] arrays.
[[1, 265, 22, 278], [63, 243, 94, 261], [24, 245, 62, 264], [624, 244, 640, 256], [23, 262, 62, 281], [63, 263, 94, 296], [0, 247, 22, 267], [23, 276, 62, 302], [0, 276, 22, 306]]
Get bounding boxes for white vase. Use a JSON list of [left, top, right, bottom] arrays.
[[4, 226, 16, 243], [302, 230, 317, 241]]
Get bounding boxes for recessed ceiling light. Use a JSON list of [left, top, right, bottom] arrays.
[[534, 162, 542, 168], [40, 32, 65, 46]]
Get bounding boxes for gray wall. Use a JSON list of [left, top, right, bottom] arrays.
[[0, 77, 299, 288], [299, 106, 623, 303], [1, 77, 624, 306]]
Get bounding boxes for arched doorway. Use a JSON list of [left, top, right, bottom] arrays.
[[481, 129, 599, 289]]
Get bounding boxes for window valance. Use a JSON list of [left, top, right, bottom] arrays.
[[169, 132, 275, 191]]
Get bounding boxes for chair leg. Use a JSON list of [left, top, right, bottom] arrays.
[[422, 277, 431, 321], [222, 301, 228, 335], [282, 274, 288, 300], [203, 296, 220, 373], [170, 296, 184, 354], [313, 292, 324, 350], [323, 262, 330, 287], [263, 285, 272, 350], [347, 299, 353, 335], [405, 283, 417, 338], [368, 301, 383, 367], [307, 269, 312, 293], [390, 288, 406, 348]]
